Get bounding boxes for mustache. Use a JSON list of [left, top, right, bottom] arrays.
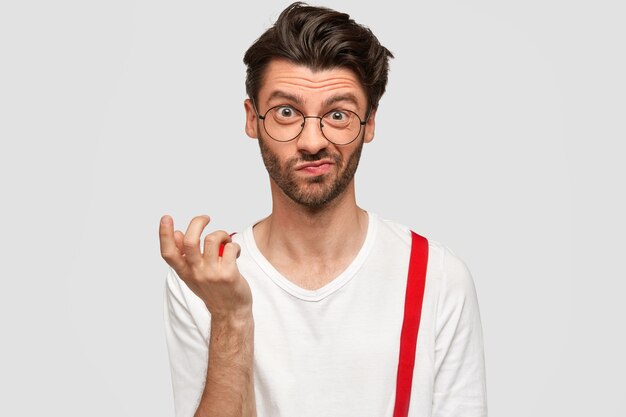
[[290, 149, 341, 165]]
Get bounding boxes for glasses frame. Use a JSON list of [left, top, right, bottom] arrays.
[[253, 101, 372, 146]]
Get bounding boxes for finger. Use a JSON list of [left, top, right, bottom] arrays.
[[174, 230, 184, 254], [203, 230, 231, 263], [159, 215, 186, 271], [218, 232, 238, 257], [221, 241, 241, 263], [183, 215, 211, 265]]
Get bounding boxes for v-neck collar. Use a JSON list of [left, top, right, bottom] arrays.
[[242, 212, 378, 302]]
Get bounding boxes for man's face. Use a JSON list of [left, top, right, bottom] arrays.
[[244, 59, 376, 210]]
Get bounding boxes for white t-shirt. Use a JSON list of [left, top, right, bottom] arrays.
[[164, 213, 487, 417]]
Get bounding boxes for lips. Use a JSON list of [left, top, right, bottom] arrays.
[[295, 160, 334, 175], [295, 160, 334, 170]]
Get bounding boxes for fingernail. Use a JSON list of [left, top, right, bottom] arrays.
[[161, 215, 170, 225]]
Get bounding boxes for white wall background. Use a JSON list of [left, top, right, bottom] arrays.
[[1, 0, 624, 416]]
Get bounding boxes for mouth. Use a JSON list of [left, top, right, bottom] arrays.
[[295, 160, 334, 175]]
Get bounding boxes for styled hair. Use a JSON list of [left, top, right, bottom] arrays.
[[243, 2, 394, 110]]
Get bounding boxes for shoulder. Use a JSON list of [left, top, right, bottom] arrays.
[[374, 213, 475, 289], [430, 242, 474, 288]]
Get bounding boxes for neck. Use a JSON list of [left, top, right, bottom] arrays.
[[253, 180, 368, 265]]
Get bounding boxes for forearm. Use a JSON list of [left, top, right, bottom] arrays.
[[194, 315, 256, 417]]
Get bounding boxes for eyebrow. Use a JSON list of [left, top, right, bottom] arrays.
[[323, 93, 360, 108], [266, 90, 306, 105], [265, 91, 361, 108]]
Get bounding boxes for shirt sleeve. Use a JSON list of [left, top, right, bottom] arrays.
[[163, 267, 211, 417], [432, 248, 488, 417]]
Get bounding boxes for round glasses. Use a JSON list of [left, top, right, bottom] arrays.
[[255, 104, 370, 145]]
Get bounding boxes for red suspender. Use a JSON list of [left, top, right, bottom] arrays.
[[393, 231, 429, 417]]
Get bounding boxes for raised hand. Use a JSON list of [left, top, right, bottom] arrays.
[[159, 214, 253, 320]]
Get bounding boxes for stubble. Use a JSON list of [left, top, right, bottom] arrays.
[[258, 138, 364, 211]]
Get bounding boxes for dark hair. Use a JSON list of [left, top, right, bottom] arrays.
[[243, 2, 394, 110]]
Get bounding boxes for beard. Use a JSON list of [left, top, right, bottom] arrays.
[[258, 137, 364, 211]]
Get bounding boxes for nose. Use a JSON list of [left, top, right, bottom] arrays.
[[296, 116, 329, 154]]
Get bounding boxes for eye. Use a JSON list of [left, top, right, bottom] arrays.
[[274, 106, 297, 119], [324, 110, 352, 127], [330, 111, 346, 121]]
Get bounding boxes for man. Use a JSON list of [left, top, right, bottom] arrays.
[[159, 3, 487, 417]]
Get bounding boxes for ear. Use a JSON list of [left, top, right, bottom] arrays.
[[244, 98, 259, 139], [363, 108, 376, 143]]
